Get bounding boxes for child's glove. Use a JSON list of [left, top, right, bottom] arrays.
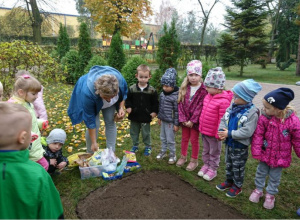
[[31, 132, 38, 143], [42, 120, 49, 129]]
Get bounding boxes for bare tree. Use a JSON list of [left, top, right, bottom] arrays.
[[197, 0, 220, 47], [155, 0, 177, 26]]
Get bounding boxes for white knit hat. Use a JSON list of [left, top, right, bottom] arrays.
[[46, 129, 66, 145]]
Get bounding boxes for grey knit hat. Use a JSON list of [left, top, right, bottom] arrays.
[[204, 67, 226, 89], [161, 68, 177, 87], [46, 129, 67, 145]]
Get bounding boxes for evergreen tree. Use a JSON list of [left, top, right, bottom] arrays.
[[152, 18, 181, 93], [156, 19, 181, 71], [57, 23, 70, 60], [78, 22, 92, 73], [225, 0, 268, 75], [108, 32, 126, 71], [217, 33, 236, 71]]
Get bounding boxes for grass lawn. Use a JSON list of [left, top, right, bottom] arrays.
[[45, 65, 300, 219]]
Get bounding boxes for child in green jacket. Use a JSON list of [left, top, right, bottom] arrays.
[[0, 102, 64, 219]]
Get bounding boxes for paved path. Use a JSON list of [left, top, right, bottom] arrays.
[[226, 80, 300, 115]]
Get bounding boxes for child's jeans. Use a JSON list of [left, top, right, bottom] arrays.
[[160, 121, 176, 155], [130, 121, 151, 147], [201, 134, 221, 171], [37, 157, 49, 171], [255, 161, 283, 195], [181, 126, 199, 159]]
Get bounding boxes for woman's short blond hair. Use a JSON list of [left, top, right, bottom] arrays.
[[94, 74, 119, 97]]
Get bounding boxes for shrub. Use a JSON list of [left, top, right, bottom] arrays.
[[84, 55, 108, 73], [57, 23, 70, 60], [61, 50, 81, 84], [150, 68, 164, 94], [0, 40, 65, 99], [121, 56, 148, 86], [108, 32, 126, 71]]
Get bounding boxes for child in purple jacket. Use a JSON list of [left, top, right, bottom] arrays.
[[176, 60, 207, 171], [250, 88, 300, 210]]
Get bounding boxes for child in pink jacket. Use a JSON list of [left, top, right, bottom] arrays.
[[250, 88, 300, 210], [198, 67, 233, 181]]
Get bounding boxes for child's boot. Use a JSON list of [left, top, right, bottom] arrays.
[[249, 189, 263, 203], [226, 185, 242, 198], [263, 193, 275, 209], [176, 155, 187, 167], [186, 158, 198, 171], [168, 153, 177, 165], [144, 146, 152, 156]]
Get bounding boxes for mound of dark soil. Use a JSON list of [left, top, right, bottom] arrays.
[[77, 171, 245, 219]]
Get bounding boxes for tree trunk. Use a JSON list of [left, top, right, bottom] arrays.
[[29, 0, 43, 44], [267, 0, 282, 62], [296, 31, 300, 76], [240, 57, 244, 76]]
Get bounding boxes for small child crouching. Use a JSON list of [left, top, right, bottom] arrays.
[[42, 129, 69, 174]]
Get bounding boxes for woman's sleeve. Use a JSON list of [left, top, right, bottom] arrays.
[[291, 116, 300, 158]]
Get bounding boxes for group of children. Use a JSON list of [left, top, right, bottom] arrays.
[[125, 60, 300, 211], [1, 61, 300, 216]]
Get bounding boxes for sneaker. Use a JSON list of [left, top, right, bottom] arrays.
[[144, 146, 152, 156], [216, 181, 233, 191], [203, 169, 217, 181], [168, 155, 177, 165], [226, 185, 242, 198], [130, 146, 138, 153], [176, 155, 187, 167], [197, 164, 209, 177], [186, 158, 198, 171], [263, 193, 275, 209], [156, 151, 167, 160], [249, 189, 263, 203]]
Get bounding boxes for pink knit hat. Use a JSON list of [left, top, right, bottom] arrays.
[[187, 60, 202, 76]]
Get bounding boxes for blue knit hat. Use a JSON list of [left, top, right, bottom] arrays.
[[232, 79, 262, 102], [264, 87, 294, 110], [161, 68, 177, 87]]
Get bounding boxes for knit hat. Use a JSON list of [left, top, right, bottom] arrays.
[[232, 79, 262, 102], [187, 60, 202, 76], [161, 68, 177, 87], [264, 87, 294, 110], [46, 129, 67, 145], [204, 67, 226, 89]]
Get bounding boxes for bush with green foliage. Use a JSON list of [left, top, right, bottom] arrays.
[[108, 32, 126, 71], [57, 23, 70, 60], [84, 55, 108, 73], [61, 50, 81, 84], [0, 40, 65, 99], [121, 56, 148, 86], [78, 22, 92, 73]]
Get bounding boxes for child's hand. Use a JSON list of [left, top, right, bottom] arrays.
[[218, 128, 228, 139], [117, 108, 125, 119], [56, 161, 67, 170], [150, 112, 157, 119], [126, 108, 132, 114], [50, 159, 57, 166], [185, 121, 193, 128], [174, 125, 179, 132], [42, 120, 49, 129], [158, 119, 161, 125]]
